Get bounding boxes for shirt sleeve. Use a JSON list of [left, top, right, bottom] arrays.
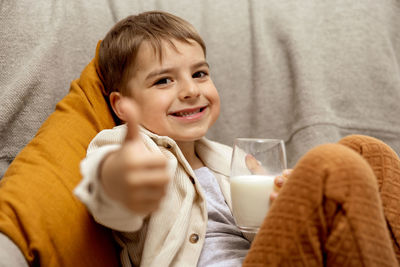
[[74, 127, 147, 232]]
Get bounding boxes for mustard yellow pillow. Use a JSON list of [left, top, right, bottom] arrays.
[[0, 42, 119, 266]]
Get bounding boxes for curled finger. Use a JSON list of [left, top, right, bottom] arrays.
[[245, 154, 267, 175]]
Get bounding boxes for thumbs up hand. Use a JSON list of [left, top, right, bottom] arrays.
[[99, 98, 170, 215]]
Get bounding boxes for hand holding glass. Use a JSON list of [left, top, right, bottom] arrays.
[[230, 138, 287, 233]]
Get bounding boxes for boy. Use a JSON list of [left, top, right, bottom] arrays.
[[75, 11, 400, 266], [75, 11, 255, 266]]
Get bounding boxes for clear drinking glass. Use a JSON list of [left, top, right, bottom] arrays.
[[230, 138, 287, 233]]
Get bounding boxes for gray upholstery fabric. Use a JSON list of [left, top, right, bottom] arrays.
[[1, 0, 400, 264], [1, 1, 400, 178], [0, 233, 28, 267]]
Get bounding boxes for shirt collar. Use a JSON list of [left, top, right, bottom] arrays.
[[138, 126, 232, 177]]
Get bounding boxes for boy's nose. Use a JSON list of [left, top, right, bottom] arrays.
[[179, 80, 200, 100]]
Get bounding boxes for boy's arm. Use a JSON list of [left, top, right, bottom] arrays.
[[74, 140, 148, 232], [74, 98, 170, 232]]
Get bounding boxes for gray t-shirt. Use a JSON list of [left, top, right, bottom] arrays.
[[194, 167, 250, 267]]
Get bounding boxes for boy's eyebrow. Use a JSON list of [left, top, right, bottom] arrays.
[[192, 61, 210, 69], [145, 61, 210, 80]]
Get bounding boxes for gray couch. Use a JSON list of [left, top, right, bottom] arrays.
[[1, 0, 399, 265]]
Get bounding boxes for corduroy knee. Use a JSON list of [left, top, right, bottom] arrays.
[[244, 142, 397, 267]]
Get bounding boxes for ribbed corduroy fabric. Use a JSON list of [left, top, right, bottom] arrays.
[[244, 135, 400, 266]]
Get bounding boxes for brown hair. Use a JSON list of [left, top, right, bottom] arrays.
[[98, 11, 206, 96]]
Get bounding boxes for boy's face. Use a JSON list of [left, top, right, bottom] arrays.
[[125, 39, 220, 142]]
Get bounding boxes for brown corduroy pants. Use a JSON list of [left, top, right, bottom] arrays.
[[243, 135, 400, 267]]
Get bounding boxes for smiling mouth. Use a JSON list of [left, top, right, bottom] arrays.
[[170, 106, 207, 117]]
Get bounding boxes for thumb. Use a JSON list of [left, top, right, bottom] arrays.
[[119, 98, 141, 142]]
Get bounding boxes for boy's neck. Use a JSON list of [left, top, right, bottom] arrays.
[[176, 141, 205, 170]]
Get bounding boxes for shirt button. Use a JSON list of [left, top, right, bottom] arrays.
[[189, 233, 199, 243]]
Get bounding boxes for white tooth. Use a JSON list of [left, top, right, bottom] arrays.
[[177, 109, 200, 117]]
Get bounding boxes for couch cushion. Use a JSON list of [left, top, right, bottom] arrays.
[[0, 43, 119, 266]]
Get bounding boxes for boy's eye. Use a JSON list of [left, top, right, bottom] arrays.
[[154, 78, 172, 85], [193, 71, 208, 79]]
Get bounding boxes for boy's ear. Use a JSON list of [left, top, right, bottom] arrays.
[[109, 92, 127, 122]]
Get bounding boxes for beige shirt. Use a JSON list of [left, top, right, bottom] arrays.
[[74, 125, 240, 266]]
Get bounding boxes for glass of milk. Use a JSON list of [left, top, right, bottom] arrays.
[[230, 138, 287, 233]]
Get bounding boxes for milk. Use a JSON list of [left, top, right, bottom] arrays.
[[230, 175, 276, 231]]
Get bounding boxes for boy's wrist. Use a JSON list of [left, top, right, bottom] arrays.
[[97, 150, 118, 200]]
